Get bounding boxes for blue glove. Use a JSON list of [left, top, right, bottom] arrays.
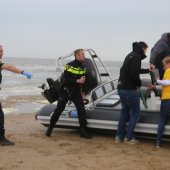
[[21, 71, 33, 79]]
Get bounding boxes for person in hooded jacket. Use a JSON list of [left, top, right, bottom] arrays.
[[115, 41, 150, 144], [150, 33, 170, 79]]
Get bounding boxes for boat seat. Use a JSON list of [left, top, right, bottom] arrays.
[[96, 98, 120, 107], [91, 81, 115, 101], [91, 80, 120, 107]]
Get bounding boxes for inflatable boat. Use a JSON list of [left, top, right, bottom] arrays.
[[35, 49, 170, 138]]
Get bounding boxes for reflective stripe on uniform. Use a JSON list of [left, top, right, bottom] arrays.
[[0, 61, 4, 70], [64, 65, 86, 75]]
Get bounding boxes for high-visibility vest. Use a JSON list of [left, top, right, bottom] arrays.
[[64, 65, 86, 75]]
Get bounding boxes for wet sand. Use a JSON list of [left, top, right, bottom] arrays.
[[1, 95, 170, 170]]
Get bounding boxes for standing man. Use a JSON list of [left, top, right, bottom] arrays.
[[115, 42, 149, 144], [0, 45, 33, 146], [46, 49, 92, 139], [150, 33, 170, 79]]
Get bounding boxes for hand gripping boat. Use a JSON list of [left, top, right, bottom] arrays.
[[35, 49, 170, 140]]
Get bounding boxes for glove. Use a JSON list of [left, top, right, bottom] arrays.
[[21, 71, 33, 79]]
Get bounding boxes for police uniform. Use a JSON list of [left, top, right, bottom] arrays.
[[0, 61, 14, 145], [0, 61, 5, 140], [46, 59, 92, 138]]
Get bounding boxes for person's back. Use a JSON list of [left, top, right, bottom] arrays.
[[115, 41, 149, 144], [118, 42, 148, 90], [150, 33, 170, 79]]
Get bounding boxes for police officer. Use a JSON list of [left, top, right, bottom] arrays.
[[46, 49, 92, 139], [0, 45, 33, 146]]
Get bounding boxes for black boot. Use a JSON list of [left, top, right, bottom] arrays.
[[80, 127, 92, 139], [0, 129, 14, 146], [0, 137, 15, 146], [46, 126, 53, 137]]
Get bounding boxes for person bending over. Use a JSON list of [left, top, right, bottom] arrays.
[[150, 33, 170, 79]]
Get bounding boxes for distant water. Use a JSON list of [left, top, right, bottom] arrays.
[[0, 57, 56, 98], [0, 57, 155, 114], [0, 57, 150, 99]]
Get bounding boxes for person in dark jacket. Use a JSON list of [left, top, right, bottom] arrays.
[[115, 42, 149, 144], [0, 45, 33, 146], [150, 33, 170, 79], [46, 49, 92, 139]]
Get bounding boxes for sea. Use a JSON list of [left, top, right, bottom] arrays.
[[0, 57, 123, 98], [0, 57, 58, 98], [0, 57, 151, 114]]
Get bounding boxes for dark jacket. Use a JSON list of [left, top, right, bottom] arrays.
[[118, 42, 149, 90], [62, 59, 86, 92], [150, 33, 170, 65], [0, 61, 4, 84]]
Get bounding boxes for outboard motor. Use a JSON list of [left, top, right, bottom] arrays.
[[41, 76, 63, 103]]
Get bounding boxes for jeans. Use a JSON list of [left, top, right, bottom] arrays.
[[116, 89, 140, 140], [157, 100, 170, 142]]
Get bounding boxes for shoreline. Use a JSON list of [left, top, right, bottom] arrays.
[[1, 94, 48, 115]]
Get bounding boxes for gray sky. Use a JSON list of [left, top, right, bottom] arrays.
[[1, 0, 170, 61]]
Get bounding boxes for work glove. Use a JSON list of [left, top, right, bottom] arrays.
[[21, 71, 33, 79]]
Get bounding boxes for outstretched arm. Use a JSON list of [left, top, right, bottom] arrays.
[[1, 63, 33, 79], [1, 63, 22, 73]]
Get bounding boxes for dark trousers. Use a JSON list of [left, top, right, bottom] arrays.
[[0, 103, 5, 139], [117, 89, 140, 140], [49, 90, 87, 129], [157, 100, 170, 142]]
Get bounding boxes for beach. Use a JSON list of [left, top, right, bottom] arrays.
[[0, 95, 170, 170], [0, 57, 169, 170]]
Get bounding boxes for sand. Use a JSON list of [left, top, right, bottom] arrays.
[[0, 95, 170, 170]]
